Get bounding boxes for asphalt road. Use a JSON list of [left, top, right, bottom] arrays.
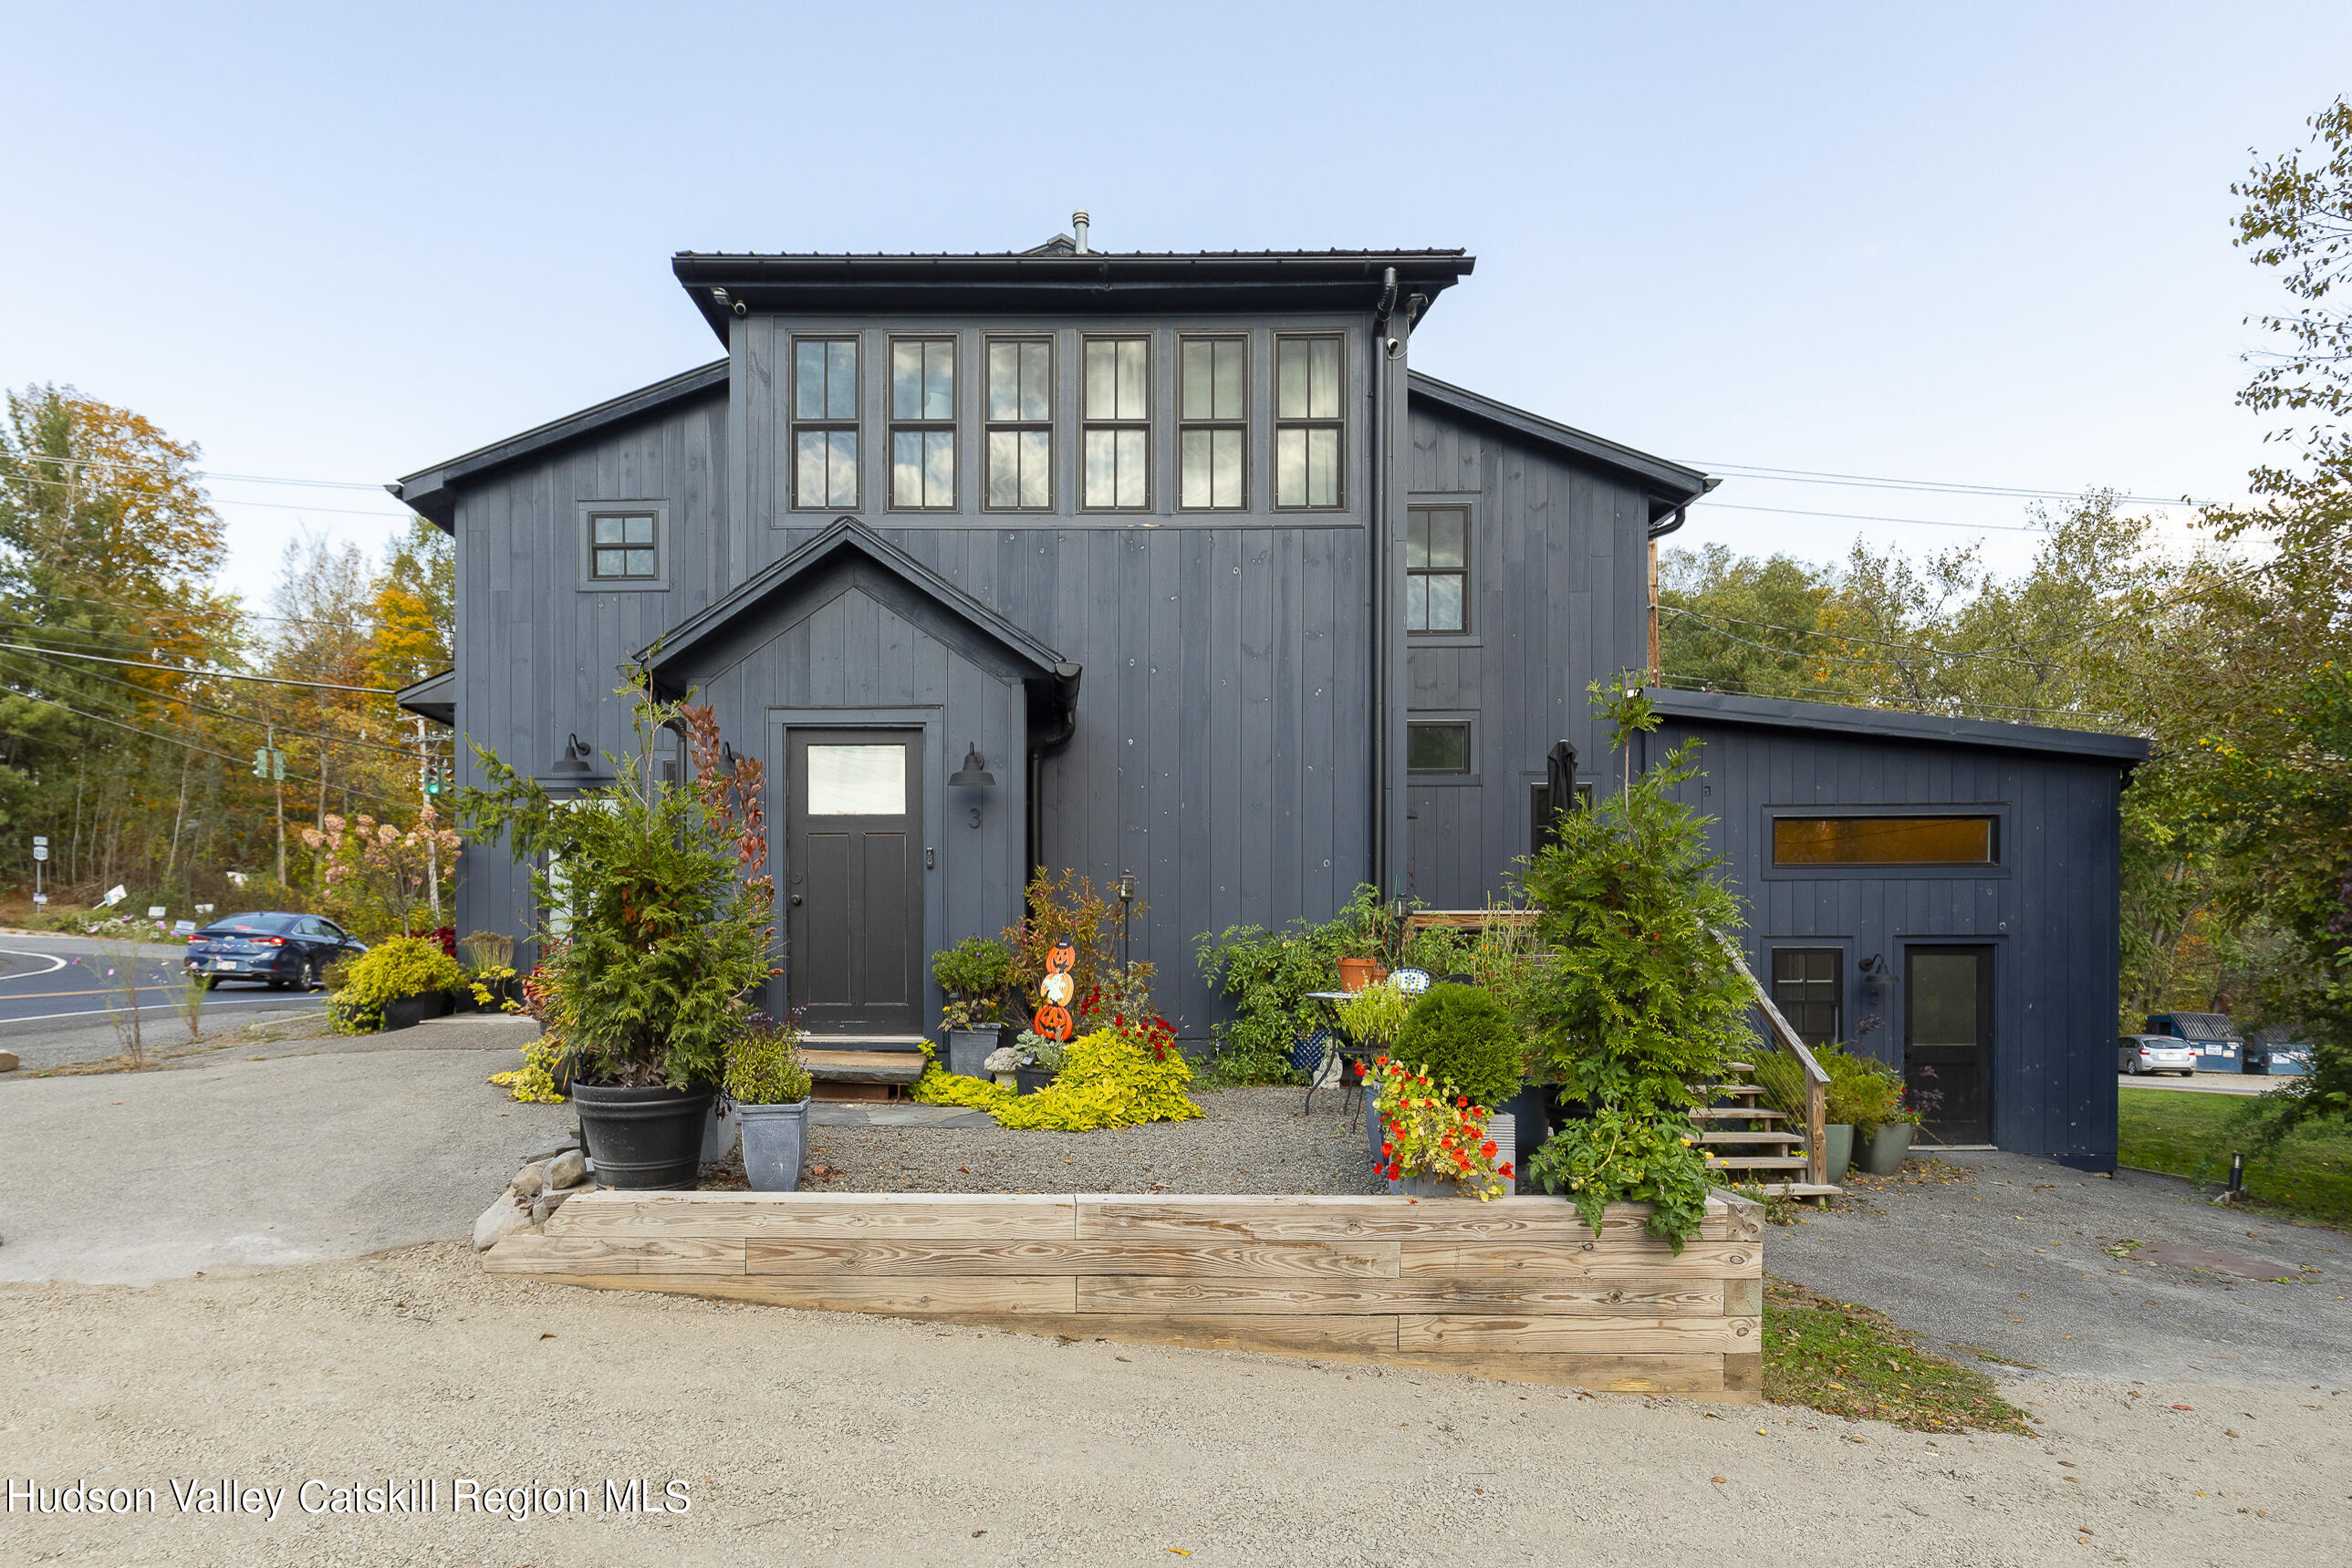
[[0, 930, 324, 1054]]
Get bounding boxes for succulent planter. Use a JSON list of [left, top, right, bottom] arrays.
[[571, 1083, 716, 1190], [1335, 958, 1388, 993], [945, 1026, 1005, 1078], [1858, 1123, 1913, 1177], [737, 1097, 811, 1191], [1821, 1124, 1855, 1185]]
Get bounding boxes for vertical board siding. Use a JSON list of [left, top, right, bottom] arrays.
[[1656, 716, 2125, 1160]]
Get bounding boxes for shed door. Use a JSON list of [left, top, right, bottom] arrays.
[[786, 730, 923, 1035], [1905, 945, 1993, 1144]]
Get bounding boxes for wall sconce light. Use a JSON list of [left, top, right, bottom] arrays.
[[718, 742, 737, 774], [950, 742, 994, 828], [553, 733, 593, 775]]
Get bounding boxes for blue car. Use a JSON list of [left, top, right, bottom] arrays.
[[183, 911, 367, 991]]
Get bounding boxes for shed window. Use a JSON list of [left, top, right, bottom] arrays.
[[1530, 779, 1594, 854], [1179, 336, 1246, 509], [792, 337, 860, 510], [1772, 815, 1998, 867], [1082, 336, 1150, 510], [1407, 506, 1468, 631], [588, 513, 657, 579], [889, 337, 956, 510], [1408, 722, 1471, 774], [984, 337, 1053, 510], [1770, 948, 1842, 1047], [1275, 334, 1343, 508]]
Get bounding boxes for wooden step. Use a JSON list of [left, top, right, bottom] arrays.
[[801, 1035, 928, 1054], [801, 1049, 926, 1085], [1697, 1085, 1764, 1099], [1722, 1061, 1755, 1074], [1702, 1155, 1811, 1171], [1691, 1130, 1805, 1147], [1729, 1181, 1843, 1199], [1689, 1106, 1788, 1121]]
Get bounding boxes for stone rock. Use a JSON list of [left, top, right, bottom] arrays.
[[510, 1163, 545, 1199], [545, 1149, 587, 1189], [530, 1187, 571, 1224], [0, 1049, 18, 1073], [983, 1046, 1022, 1073], [473, 1195, 530, 1251]]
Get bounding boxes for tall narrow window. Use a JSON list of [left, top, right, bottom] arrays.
[[1407, 505, 1469, 631], [1179, 335, 1246, 509], [1082, 336, 1150, 510], [889, 337, 955, 510], [792, 337, 859, 510], [984, 337, 1053, 510], [1771, 948, 1843, 1047], [1274, 334, 1343, 509]]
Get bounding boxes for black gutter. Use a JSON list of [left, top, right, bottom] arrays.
[[1025, 663, 1085, 887]]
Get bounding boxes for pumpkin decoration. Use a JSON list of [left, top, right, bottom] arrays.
[[1034, 935, 1078, 1042]]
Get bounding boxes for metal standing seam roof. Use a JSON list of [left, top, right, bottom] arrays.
[[1651, 688, 2150, 763]]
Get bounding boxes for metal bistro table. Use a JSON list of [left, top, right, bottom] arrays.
[[1298, 991, 1372, 1127]]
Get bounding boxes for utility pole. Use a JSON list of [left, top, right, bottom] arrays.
[[257, 724, 286, 886], [419, 715, 442, 926]]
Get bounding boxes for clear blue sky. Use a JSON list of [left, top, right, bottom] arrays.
[[5, 2, 2346, 599]]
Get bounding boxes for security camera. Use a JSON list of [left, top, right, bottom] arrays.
[[732, 300, 748, 317]]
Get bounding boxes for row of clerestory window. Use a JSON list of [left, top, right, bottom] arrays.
[[787, 332, 1348, 514]]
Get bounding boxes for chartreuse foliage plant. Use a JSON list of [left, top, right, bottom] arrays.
[[328, 935, 464, 1034], [455, 680, 776, 1091], [723, 1013, 813, 1106], [911, 1018, 1202, 1131], [1517, 680, 1755, 1248]]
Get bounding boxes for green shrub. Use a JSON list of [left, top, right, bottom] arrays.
[[1335, 982, 1413, 1051], [1529, 1106, 1714, 1251], [932, 935, 1015, 1025], [328, 935, 464, 1033], [1392, 984, 1524, 1109], [724, 1014, 812, 1106]]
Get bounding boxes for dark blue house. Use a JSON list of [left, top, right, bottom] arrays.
[[392, 224, 2144, 1167]]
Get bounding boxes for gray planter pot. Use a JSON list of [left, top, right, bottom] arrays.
[[738, 1098, 811, 1191], [1822, 1123, 1855, 1185], [945, 1026, 1004, 1078], [1382, 1113, 1515, 1194], [1859, 1122, 1913, 1176]]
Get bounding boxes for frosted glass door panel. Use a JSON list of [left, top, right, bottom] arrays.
[[807, 745, 907, 815]]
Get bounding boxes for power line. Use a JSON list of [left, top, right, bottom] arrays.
[[0, 641, 398, 695], [4, 468, 414, 520], [5, 451, 386, 492], [0, 611, 404, 685], [0, 695, 411, 807], [1689, 460, 2214, 510]]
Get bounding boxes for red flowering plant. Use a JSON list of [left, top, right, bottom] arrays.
[[1365, 1054, 1514, 1201]]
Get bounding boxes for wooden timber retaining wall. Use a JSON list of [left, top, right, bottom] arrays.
[[484, 1189, 1764, 1401]]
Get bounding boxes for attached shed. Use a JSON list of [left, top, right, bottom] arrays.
[[1645, 691, 2149, 1169]]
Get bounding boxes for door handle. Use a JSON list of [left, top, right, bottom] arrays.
[[790, 893, 804, 906]]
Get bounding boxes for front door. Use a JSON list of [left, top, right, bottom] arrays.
[[786, 729, 924, 1035], [1905, 945, 1993, 1144]]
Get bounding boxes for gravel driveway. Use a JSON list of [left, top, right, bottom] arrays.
[[1, 1242, 2343, 1566], [1774, 1150, 2352, 1386]]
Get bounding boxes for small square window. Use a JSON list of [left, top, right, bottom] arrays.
[[588, 513, 658, 579], [1407, 722, 1471, 774]]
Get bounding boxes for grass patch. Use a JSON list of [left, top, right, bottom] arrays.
[[2118, 1087, 2352, 1229], [1763, 1277, 2031, 1435]]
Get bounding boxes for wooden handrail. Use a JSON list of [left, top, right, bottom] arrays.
[[1711, 929, 1831, 1189]]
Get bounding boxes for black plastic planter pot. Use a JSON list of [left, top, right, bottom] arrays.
[[571, 1083, 716, 1190], [382, 995, 429, 1032]]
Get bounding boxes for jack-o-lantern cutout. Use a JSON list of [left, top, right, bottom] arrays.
[[1033, 935, 1078, 1042]]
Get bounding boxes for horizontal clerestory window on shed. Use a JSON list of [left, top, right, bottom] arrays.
[[1771, 815, 1999, 867], [1179, 335, 1247, 509], [985, 337, 1053, 510], [890, 337, 956, 510], [1275, 334, 1343, 508], [793, 337, 861, 510], [1082, 336, 1150, 510]]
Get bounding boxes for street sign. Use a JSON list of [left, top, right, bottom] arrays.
[[172, 919, 196, 936], [102, 885, 126, 907], [31, 836, 46, 847], [147, 906, 167, 919], [195, 902, 214, 914], [31, 893, 46, 906], [31, 846, 46, 862]]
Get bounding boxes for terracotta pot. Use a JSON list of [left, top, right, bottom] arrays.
[[1336, 957, 1387, 993]]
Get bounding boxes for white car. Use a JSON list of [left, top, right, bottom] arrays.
[[2118, 1034, 2197, 1076]]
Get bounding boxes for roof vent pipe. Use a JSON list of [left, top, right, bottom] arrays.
[[1072, 211, 1090, 254]]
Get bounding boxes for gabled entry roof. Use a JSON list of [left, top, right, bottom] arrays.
[[639, 517, 1079, 707]]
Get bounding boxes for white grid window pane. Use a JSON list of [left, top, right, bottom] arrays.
[[1086, 338, 1147, 419], [825, 431, 859, 507], [1115, 428, 1147, 507], [1306, 427, 1338, 507], [1016, 430, 1048, 506], [1308, 337, 1340, 420], [796, 431, 829, 507], [1084, 429, 1116, 505], [1405, 574, 1427, 630], [825, 341, 857, 420], [1425, 573, 1463, 631], [1275, 427, 1306, 508]]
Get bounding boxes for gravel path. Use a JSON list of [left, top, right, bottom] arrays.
[[2, 1242, 2344, 1566], [793, 1086, 1388, 1196]]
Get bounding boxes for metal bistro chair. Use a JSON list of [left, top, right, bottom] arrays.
[[1294, 1026, 1349, 1119]]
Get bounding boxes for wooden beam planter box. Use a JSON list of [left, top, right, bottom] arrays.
[[484, 1189, 1764, 1402]]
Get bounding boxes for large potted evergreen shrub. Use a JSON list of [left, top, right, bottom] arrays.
[[1518, 680, 1758, 1251], [457, 681, 777, 1190]]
